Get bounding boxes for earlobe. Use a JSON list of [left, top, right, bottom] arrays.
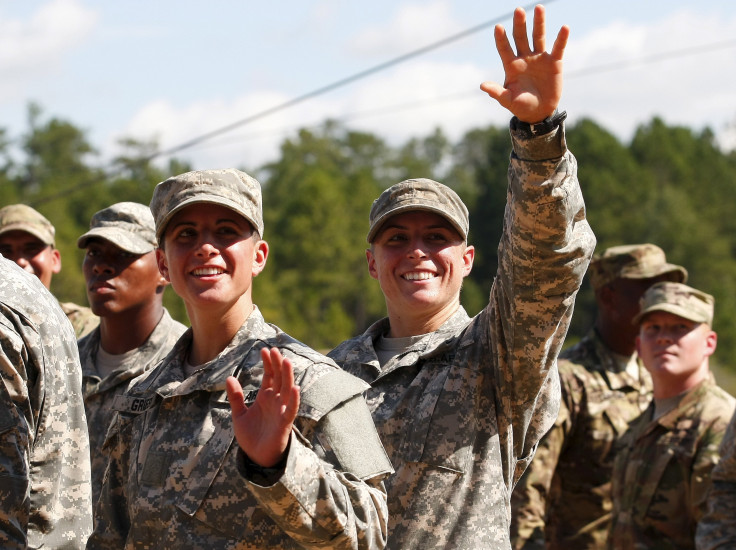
[[366, 248, 379, 280], [155, 248, 170, 282], [252, 240, 269, 276], [463, 245, 475, 277], [51, 249, 62, 274]]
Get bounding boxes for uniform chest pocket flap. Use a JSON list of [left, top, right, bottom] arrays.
[[398, 362, 476, 474]]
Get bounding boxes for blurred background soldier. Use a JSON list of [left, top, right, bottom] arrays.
[[0, 203, 98, 337], [0, 255, 92, 548], [511, 243, 687, 549], [76, 201, 186, 503], [610, 282, 735, 549], [697, 409, 736, 549]]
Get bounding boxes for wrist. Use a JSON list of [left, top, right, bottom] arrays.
[[511, 110, 567, 138]]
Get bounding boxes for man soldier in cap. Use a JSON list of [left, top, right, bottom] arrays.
[[76, 202, 187, 503], [0, 254, 92, 547], [88, 170, 392, 549], [609, 282, 736, 549], [511, 244, 688, 549], [0, 203, 98, 338], [328, 5, 596, 548]]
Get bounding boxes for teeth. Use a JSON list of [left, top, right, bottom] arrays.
[[404, 272, 434, 281], [193, 267, 224, 276]]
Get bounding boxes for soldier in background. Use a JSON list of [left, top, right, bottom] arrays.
[[609, 282, 735, 549], [0, 255, 92, 548], [511, 243, 687, 549], [697, 410, 736, 549], [0, 203, 98, 337], [328, 5, 595, 548], [76, 202, 186, 503]]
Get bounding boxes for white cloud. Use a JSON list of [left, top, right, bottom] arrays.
[[564, 8, 736, 144], [0, 0, 97, 79], [350, 1, 465, 57]]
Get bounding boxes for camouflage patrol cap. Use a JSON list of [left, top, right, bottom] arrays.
[[150, 168, 264, 241], [634, 281, 714, 326], [0, 204, 55, 246], [77, 202, 157, 254], [588, 243, 687, 290], [367, 178, 469, 243]]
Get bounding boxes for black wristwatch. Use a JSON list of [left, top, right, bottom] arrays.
[[511, 110, 567, 138]]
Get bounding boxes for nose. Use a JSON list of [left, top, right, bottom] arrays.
[[195, 238, 218, 258], [406, 238, 428, 259], [92, 259, 114, 275]]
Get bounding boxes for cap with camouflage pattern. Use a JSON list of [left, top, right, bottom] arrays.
[[588, 243, 687, 290], [77, 202, 157, 254], [0, 204, 55, 246], [367, 178, 469, 243], [149, 168, 264, 242], [634, 281, 714, 326]]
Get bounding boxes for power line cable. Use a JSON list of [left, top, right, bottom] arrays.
[[144, 1, 549, 163]]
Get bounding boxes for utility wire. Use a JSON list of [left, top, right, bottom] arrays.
[[29, 15, 736, 206], [144, 1, 549, 163]]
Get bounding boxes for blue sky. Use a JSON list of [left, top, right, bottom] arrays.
[[2, 0, 735, 170]]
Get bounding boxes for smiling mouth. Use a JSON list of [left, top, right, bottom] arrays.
[[192, 267, 225, 276], [403, 271, 436, 281]]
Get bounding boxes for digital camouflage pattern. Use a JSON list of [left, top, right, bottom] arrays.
[[610, 376, 736, 549], [0, 204, 56, 246], [149, 168, 264, 241], [0, 256, 92, 548], [697, 410, 736, 549], [366, 177, 470, 243], [634, 282, 715, 326], [510, 329, 652, 549], [329, 120, 596, 549], [77, 201, 158, 255], [587, 243, 687, 290], [88, 307, 392, 549], [79, 308, 186, 503], [60, 300, 99, 338]]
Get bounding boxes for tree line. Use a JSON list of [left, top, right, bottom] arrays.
[[2, 103, 736, 371]]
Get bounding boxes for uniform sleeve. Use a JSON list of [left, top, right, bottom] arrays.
[[490, 119, 596, 477], [0, 327, 33, 549], [696, 412, 736, 550], [241, 391, 391, 550]]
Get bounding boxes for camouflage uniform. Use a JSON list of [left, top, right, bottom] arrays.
[[329, 118, 596, 549], [697, 410, 736, 549], [60, 300, 99, 338], [511, 244, 686, 549], [0, 256, 92, 548], [609, 375, 735, 549], [88, 318, 392, 546], [511, 330, 652, 549], [79, 309, 186, 502]]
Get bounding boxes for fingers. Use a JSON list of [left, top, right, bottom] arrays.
[[550, 24, 570, 61], [260, 347, 297, 397], [480, 81, 510, 107], [494, 24, 515, 66], [531, 4, 546, 53], [511, 7, 531, 57], [226, 376, 248, 417]]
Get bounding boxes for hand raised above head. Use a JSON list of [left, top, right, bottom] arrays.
[[226, 347, 300, 468], [480, 4, 569, 124]]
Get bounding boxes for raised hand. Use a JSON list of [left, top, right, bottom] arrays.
[[480, 4, 569, 123], [226, 347, 300, 467]]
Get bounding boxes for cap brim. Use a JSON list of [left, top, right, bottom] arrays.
[[77, 228, 155, 255], [367, 203, 467, 243], [0, 224, 54, 246], [156, 196, 262, 242]]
